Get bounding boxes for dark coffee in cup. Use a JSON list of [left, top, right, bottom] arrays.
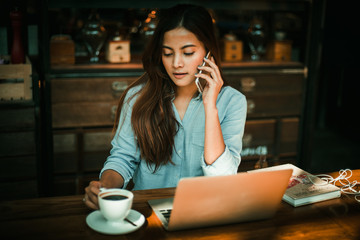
[[102, 195, 128, 201]]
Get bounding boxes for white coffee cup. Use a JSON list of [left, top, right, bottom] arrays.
[[98, 188, 134, 224]]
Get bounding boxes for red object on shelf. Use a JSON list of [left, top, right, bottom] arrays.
[[10, 9, 25, 64]]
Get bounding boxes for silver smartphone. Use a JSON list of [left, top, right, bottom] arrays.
[[195, 51, 211, 93]]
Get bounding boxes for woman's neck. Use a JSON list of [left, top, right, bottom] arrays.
[[175, 84, 198, 99], [173, 84, 198, 120]]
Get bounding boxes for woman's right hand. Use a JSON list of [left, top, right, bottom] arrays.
[[83, 170, 125, 209], [84, 180, 102, 210]]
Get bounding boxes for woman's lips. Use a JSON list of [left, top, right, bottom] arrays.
[[173, 72, 188, 79]]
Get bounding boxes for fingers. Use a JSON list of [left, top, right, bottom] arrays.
[[84, 181, 101, 210], [204, 57, 221, 81], [83, 194, 99, 210], [196, 57, 223, 89]]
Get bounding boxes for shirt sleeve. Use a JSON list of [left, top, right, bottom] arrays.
[[201, 145, 240, 175], [201, 88, 247, 176], [100, 87, 141, 188]]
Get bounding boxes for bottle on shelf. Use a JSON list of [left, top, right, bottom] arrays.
[[10, 8, 25, 64], [254, 146, 268, 169]]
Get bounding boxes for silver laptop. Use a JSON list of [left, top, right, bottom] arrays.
[[148, 169, 292, 231]]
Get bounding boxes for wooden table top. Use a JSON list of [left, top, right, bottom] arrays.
[[1, 170, 359, 240]]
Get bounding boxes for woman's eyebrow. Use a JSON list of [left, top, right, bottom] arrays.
[[162, 46, 173, 50], [162, 44, 197, 50], [181, 44, 196, 49]]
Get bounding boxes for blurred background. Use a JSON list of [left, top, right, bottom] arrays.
[[0, 0, 359, 200]]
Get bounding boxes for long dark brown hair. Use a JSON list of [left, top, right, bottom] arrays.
[[113, 4, 226, 172]]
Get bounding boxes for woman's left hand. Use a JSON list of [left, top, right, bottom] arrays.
[[195, 57, 223, 108]]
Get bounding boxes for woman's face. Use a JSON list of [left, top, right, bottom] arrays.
[[162, 27, 207, 91]]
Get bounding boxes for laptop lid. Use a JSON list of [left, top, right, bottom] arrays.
[[148, 169, 292, 231]]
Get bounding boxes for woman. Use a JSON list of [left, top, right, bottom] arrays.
[[84, 4, 247, 210]]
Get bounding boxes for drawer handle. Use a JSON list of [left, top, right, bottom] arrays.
[[112, 81, 128, 92], [247, 99, 255, 113], [241, 77, 256, 92], [242, 133, 253, 147]]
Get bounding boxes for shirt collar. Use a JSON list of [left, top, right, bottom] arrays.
[[170, 88, 203, 101]]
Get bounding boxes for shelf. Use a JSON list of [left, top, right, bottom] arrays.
[[50, 60, 303, 73], [0, 100, 35, 108], [50, 60, 304, 78]]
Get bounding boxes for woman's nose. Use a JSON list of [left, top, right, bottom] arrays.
[[173, 54, 184, 68]]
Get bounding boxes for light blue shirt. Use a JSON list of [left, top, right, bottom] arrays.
[[100, 85, 247, 190]]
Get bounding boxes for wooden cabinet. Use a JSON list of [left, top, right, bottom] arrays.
[[0, 57, 40, 199], [52, 128, 114, 195], [50, 74, 140, 195], [224, 64, 305, 171], [225, 68, 304, 117], [0, 103, 39, 199], [279, 117, 299, 156], [51, 77, 136, 128], [48, 63, 305, 194]]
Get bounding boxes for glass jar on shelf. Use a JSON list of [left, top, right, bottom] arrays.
[[247, 16, 266, 61], [80, 9, 107, 63]]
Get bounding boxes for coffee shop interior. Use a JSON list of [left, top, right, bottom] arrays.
[[0, 0, 359, 200]]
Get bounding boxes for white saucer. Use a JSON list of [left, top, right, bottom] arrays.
[[86, 209, 145, 235]]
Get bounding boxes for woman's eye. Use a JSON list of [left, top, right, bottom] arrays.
[[184, 52, 195, 56], [163, 52, 173, 57]]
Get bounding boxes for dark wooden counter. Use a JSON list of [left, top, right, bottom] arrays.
[[1, 170, 359, 240]]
